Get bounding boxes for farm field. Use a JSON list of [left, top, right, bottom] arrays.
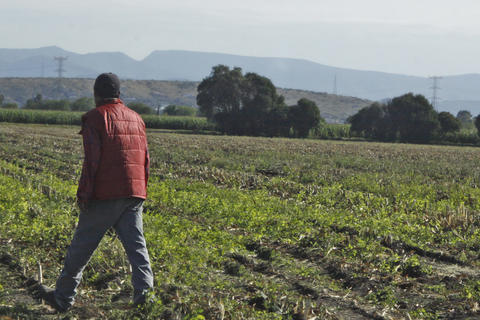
[[1, 123, 480, 319]]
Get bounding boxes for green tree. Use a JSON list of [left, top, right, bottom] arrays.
[[475, 115, 480, 136], [71, 97, 95, 111], [348, 102, 390, 139], [456, 110, 472, 124], [127, 102, 153, 114], [288, 98, 322, 138], [438, 111, 460, 134], [162, 105, 197, 116], [348, 93, 440, 142], [197, 65, 288, 136], [388, 93, 439, 143], [25, 94, 43, 109], [266, 99, 290, 137], [0, 94, 4, 106], [241, 72, 280, 135], [197, 65, 243, 121]]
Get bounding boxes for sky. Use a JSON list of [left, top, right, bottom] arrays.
[[2, 0, 480, 77]]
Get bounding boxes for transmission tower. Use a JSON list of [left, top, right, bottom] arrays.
[[54, 56, 68, 78], [429, 76, 442, 110]]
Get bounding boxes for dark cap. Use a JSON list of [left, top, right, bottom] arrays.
[[94, 73, 120, 98]]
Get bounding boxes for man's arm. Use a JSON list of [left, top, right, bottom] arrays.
[[77, 116, 102, 207]]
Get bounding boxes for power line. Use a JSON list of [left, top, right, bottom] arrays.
[[429, 76, 442, 110], [54, 56, 68, 78]]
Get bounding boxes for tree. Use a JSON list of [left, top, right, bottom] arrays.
[[241, 72, 279, 135], [348, 93, 440, 142], [197, 65, 288, 136], [71, 97, 95, 111], [348, 102, 390, 139], [266, 98, 290, 137], [197, 65, 243, 121], [0, 94, 4, 106], [438, 111, 460, 134], [475, 115, 480, 136], [288, 98, 322, 138], [25, 94, 43, 109], [388, 93, 439, 142], [127, 102, 153, 114], [456, 110, 473, 124], [162, 105, 197, 116]]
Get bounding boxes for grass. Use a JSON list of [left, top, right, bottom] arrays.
[[0, 123, 479, 319]]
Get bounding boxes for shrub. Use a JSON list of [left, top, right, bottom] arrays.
[[438, 111, 460, 134], [163, 105, 197, 116], [1, 102, 18, 109], [71, 97, 95, 111], [127, 102, 154, 114], [142, 115, 216, 131]]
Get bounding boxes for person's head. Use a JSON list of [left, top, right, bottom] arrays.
[[93, 73, 120, 106]]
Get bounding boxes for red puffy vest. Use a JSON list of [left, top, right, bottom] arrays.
[[84, 100, 149, 200]]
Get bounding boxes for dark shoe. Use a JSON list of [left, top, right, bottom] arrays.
[[36, 285, 70, 313], [133, 289, 155, 308]]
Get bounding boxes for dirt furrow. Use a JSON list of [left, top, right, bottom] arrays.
[[226, 250, 393, 320]]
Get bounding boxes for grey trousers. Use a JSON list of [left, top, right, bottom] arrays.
[[54, 197, 154, 309]]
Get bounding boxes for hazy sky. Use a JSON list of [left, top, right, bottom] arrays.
[[2, 0, 480, 76]]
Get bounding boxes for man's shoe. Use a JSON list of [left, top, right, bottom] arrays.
[[133, 289, 155, 308], [35, 285, 69, 313]]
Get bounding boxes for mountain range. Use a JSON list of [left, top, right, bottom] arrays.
[[1, 46, 480, 116]]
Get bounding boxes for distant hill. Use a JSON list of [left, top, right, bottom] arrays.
[[0, 78, 370, 123], [1, 46, 479, 116]]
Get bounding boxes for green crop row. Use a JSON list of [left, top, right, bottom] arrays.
[[0, 109, 215, 131]]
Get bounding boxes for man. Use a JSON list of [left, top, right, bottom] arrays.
[[38, 73, 154, 312]]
